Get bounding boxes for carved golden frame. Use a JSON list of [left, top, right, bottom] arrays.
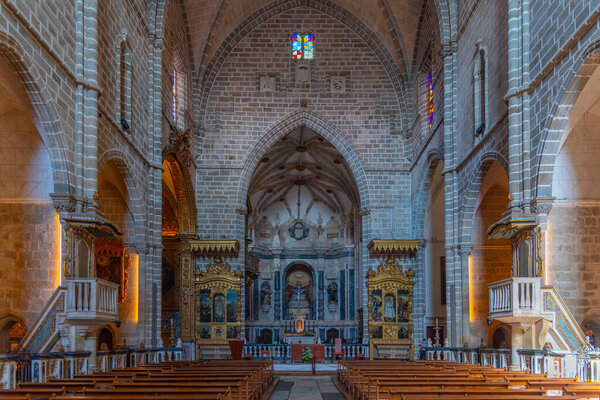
[[194, 256, 243, 346], [367, 257, 415, 360]]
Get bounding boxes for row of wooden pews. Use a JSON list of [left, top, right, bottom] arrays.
[[337, 360, 600, 400], [0, 360, 274, 400]]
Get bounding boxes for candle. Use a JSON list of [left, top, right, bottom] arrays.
[[171, 318, 174, 326], [436, 318, 438, 327]]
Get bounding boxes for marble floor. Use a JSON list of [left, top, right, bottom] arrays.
[[270, 375, 344, 400]]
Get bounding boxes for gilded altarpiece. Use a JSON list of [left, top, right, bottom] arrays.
[[194, 257, 242, 345], [367, 258, 415, 360]]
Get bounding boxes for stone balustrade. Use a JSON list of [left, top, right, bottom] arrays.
[[66, 278, 119, 322]]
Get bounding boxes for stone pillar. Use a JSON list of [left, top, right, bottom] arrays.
[[273, 254, 281, 320], [509, 324, 524, 371], [412, 242, 426, 349], [440, 39, 461, 347], [360, 210, 372, 345], [317, 254, 325, 321], [78, 0, 99, 207], [146, 18, 166, 347], [506, 0, 532, 210], [458, 246, 473, 346]]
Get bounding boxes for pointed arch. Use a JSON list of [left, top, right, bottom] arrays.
[[161, 155, 197, 235], [237, 110, 370, 212], [458, 152, 509, 246], [0, 32, 72, 194]]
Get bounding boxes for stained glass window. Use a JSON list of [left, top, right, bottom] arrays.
[[172, 70, 177, 123], [291, 32, 315, 60], [429, 71, 434, 128]]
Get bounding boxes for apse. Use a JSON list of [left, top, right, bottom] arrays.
[[244, 126, 361, 343]]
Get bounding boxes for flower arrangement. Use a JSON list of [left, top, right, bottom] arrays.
[[301, 347, 313, 363]]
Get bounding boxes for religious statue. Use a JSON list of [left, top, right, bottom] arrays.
[[583, 321, 595, 347], [327, 282, 338, 304], [293, 283, 306, 301], [213, 294, 225, 322], [384, 294, 396, 322], [288, 282, 311, 319], [261, 281, 272, 305]]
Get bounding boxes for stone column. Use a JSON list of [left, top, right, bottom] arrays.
[[506, 0, 532, 210], [360, 210, 372, 345], [317, 254, 325, 321], [440, 39, 461, 347], [458, 245, 473, 346], [75, 0, 100, 208], [273, 253, 281, 320]]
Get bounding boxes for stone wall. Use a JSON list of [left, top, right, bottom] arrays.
[[0, 203, 59, 328], [198, 6, 410, 239], [547, 204, 600, 331]]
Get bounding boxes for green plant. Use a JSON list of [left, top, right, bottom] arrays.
[[301, 347, 313, 363], [303, 330, 315, 336]]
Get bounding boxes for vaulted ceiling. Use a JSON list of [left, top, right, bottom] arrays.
[[180, 0, 425, 79], [248, 126, 359, 215]]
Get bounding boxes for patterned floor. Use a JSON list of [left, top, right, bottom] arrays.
[[270, 375, 344, 400]]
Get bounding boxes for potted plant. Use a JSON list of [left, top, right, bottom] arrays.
[[301, 347, 313, 363]]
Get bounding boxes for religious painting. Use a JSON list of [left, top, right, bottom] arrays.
[[370, 325, 382, 339], [371, 290, 382, 322], [397, 290, 410, 322], [383, 294, 396, 322], [227, 325, 238, 339], [398, 325, 409, 339], [226, 289, 237, 322], [213, 294, 225, 322], [199, 290, 212, 322], [285, 265, 313, 319], [199, 326, 211, 339]]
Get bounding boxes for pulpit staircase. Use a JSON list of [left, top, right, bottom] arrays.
[[18, 278, 119, 354], [488, 277, 589, 351]]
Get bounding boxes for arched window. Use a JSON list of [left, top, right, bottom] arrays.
[[172, 56, 186, 130], [291, 32, 315, 60], [172, 70, 177, 123], [418, 50, 433, 132], [118, 40, 132, 133], [474, 42, 488, 139], [429, 71, 434, 128]]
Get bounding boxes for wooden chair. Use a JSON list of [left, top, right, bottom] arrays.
[[334, 338, 345, 360]]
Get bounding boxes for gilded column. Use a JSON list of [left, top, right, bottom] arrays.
[[179, 245, 194, 340]]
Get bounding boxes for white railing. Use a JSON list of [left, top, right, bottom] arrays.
[[489, 277, 541, 318], [243, 343, 368, 361], [1, 347, 184, 388], [66, 278, 119, 321]]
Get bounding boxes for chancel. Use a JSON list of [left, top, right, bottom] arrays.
[[1, 0, 600, 398]]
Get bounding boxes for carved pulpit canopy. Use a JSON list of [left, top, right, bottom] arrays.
[[487, 212, 543, 278], [61, 213, 123, 281]]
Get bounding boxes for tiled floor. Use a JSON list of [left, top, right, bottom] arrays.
[[270, 375, 344, 400]]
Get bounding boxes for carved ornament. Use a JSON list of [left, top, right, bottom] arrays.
[[190, 239, 239, 258], [368, 239, 420, 258], [164, 128, 195, 169]]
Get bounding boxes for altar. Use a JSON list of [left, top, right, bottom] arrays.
[[283, 334, 317, 345]]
